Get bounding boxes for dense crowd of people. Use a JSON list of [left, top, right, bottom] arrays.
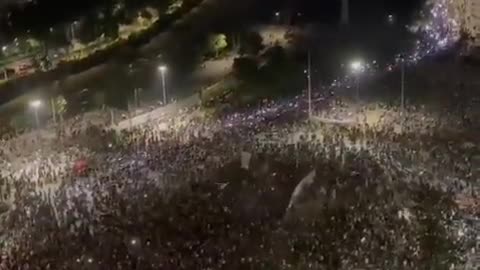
[[0, 93, 477, 269]]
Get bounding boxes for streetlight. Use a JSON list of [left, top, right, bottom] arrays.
[[275, 11, 280, 23], [399, 55, 406, 116], [350, 61, 363, 72], [71, 21, 78, 41], [29, 100, 42, 128], [387, 14, 395, 25], [307, 51, 312, 118], [2, 46, 8, 80], [133, 87, 142, 108], [158, 65, 167, 105], [350, 60, 363, 102]]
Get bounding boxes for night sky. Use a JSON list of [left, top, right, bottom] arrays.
[[0, 0, 426, 39], [0, 0, 104, 38], [0, 0, 425, 23], [293, 0, 425, 24]]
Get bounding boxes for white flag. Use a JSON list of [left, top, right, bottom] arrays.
[[286, 170, 316, 212], [241, 151, 252, 170]]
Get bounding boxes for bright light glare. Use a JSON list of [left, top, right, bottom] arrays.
[[158, 65, 167, 72], [30, 100, 42, 108], [350, 61, 363, 72], [2, 46, 6, 51], [387, 14, 395, 24]]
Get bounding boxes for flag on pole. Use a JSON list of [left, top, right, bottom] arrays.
[[241, 151, 252, 170], [286, 170, 316, 212]]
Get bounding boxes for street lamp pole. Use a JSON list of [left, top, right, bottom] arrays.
[[34, 108, 39, 128], [161, 72, 166, 105], [350, 61, 363, 103], [50, 98, 57, 125], [355, 75, 360, 103], [159, 66, 167, 105], [30, 100, 42, 128], [307, 50, 312, 119], [400, 57, 405, 115], [71, 21, 78, 41], [134, 88, 138, 108], [275, 11, 281, 24]]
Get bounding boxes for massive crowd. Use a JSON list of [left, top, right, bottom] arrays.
[[0, 93, 478, 269]]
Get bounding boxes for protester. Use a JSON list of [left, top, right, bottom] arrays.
[[0, 91, 478, 269]]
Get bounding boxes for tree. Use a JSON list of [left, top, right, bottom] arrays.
[[44, 27, 69, 48], [232, 57, 258, 82], [98, 6, 120, 39], [258, 46, 304, 97], [54, 95, 68, 122], [116, 9, 135, 25], [263, 45, 287, 67], [16, 38, 42, 53], [208, 33, 228, 58], [180, 0, 200, 11], [25, 38, 42, 49], [77, 17, 97, 44], [103, 19, 119, 39], [166, 0, 183, 14], [139, 9, 153, 20], [239, 31, 264, 56]]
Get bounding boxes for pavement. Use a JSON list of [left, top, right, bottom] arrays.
[[191, 56, 234, 82]]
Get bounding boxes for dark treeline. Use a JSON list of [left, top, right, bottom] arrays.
[[0, 0, 175, 41]]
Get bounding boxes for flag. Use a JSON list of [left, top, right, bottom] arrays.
[[241, 151, 252, 170], [286, 170, 316, 212]]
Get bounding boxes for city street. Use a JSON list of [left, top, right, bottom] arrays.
[[0, 0, 257, 113], [0, 0, 479, 268]]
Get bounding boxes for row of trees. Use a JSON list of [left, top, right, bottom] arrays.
[[1, 0, 191, 52], [231, 45, 305, 102], [4, 0, 183, 38], [206, 31, 264, 58], [200, 29, 305, 108]]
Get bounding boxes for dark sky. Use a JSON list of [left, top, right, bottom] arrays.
[[291, 0, 424, 24], [0, 0, 425, 38], [1, 0, 425, 21], [0, 0, 110, 38]]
